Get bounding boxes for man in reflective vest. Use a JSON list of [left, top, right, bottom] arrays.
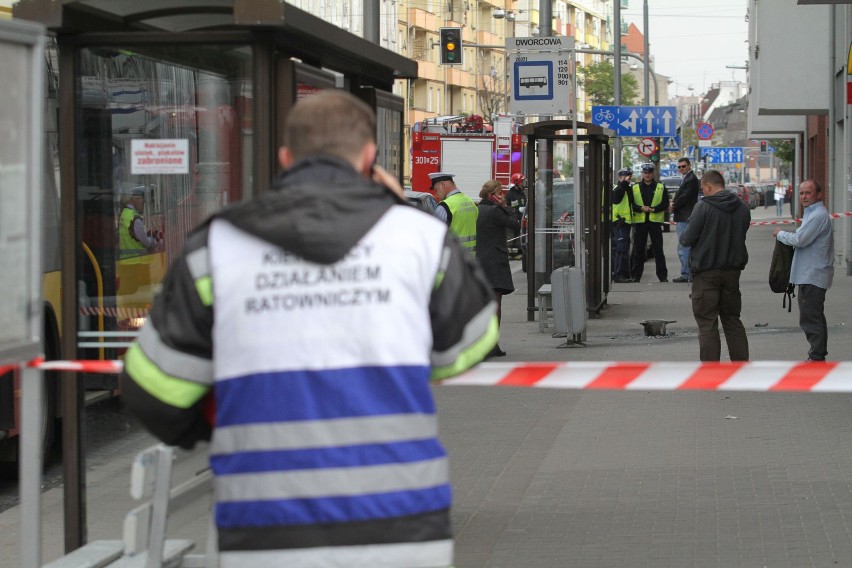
[[611, 167, 634, 283], [630, 163, 670, 282], [120, 91, 498, 568], [118, 185, 159, 261], [432, 171, 478, 256]]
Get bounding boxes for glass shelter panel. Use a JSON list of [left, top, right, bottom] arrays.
[[75, 44, 253, 361]]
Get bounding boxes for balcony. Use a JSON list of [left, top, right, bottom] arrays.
[[462, 26, 476, 44], [417, 59, 439, 82], [448, 67, 475, 89], [477, 29, 501, 48], [407, 7, 437, 31], [585, 33, 600, 49]]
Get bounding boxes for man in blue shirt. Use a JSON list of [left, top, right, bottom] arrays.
[[772, 179, 834, 361]]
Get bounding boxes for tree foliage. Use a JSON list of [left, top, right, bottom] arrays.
[[578, 61, 639, 106], [773, 139, 794, 164]]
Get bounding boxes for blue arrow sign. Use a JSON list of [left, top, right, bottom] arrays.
[[591, 105, 678, 137], [698, 146, 744, 163]]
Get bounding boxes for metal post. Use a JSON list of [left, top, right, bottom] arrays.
[[643, 0, 649, 106], [363, 0, 380, 44], [20, 364, 43, 568], [614, 0, 623, 172]]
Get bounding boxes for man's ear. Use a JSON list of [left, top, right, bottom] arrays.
[[279, 147, 294, 169], [358, 142, 378, 177]]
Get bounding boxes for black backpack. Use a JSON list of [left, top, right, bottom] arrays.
[[769, 240, 795, 311]]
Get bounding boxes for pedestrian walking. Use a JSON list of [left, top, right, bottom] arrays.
[[119, 90, 498, 568], [477, 180, 520, 357], [630, 163, 669, 282], [774, 181, 786, 217], [679, 170, 751, 362], [611, 167, 634, 283], [432, 171, 478, 256], [772, 179, 834, 361], [670, 158, 700, 282]]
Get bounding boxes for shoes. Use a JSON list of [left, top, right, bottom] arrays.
[[613, 277, 634, 283], [487, 345, 507, 358], [804, 358, 825, 363], [659, 278, 668, 283], [672, 277, 689, 283]]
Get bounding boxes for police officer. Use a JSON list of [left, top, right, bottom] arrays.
[[432, 171, 478, 256], [505, 173, 526, 258], [630, 163, 670, 282], [611, 167, 634, 283]]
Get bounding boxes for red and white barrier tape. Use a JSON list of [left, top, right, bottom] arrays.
[[4, 360, 852, 393], [444, 361, 852, 392], [79, 306, 150, 318]]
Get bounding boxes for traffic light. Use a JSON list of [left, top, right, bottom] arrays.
[[649, 137, 661, 166], [760, 140, 767, 152], [439, 27, 463, 65]]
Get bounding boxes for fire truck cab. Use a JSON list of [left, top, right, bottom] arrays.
[[411, 114, 522, 200]]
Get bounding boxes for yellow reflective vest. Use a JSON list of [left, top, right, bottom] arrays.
[[443, 192, 478, 256], [631, 182, 665, 223]]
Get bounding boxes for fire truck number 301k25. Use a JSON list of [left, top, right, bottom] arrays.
[[411, 114, 523, 200]]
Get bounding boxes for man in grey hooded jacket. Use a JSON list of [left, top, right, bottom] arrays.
[[679, 170, 751, 362]]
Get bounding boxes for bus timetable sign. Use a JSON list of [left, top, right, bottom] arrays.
[[0, 19, 44, 365], [507, 36, 575, 116]]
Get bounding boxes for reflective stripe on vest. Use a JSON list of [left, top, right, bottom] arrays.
[[611, 186, 633, 224], [631, 183, 665, 223], [443, 192, 478, 255]]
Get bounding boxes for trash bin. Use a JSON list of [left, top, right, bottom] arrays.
[[551, 266, 586, 336]]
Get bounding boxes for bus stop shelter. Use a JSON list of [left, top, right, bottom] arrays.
[[14, 0, 416, 554], [520, 120, 612, 325]]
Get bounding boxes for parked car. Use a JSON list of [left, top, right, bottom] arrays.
[[404, 190, 439, 214], [744, 182, 764, 208], [729, 183, 759, 209]]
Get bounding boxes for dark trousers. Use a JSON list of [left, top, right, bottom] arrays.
[[630, 222, 667, 282], [798, 284, 828, 361], [690, 269, 749, 361], [611, 221, 631, 279]]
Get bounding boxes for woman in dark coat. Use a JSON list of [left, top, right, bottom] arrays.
[[476, 179, 520, 357]]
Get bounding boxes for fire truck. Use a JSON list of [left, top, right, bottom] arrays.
[[411, 114, 523, 199]]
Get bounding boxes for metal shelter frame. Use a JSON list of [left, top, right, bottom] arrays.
[[521, 120, 612, 323], [14, 0, 417, 555]]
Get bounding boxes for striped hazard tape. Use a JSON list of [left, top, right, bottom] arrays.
[[79, 306, 150, 318], [4, 359, 852, 392], [443, 361, 852, 393]]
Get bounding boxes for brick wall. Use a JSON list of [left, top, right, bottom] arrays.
[[806, 115, 828, 197]]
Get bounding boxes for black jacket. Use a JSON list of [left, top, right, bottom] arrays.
[[679, 189, 750, 274], [505, 185, 526, 220], [476, 199, 520, 293], [672, 170, 700, 222]]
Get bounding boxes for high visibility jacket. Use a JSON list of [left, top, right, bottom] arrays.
[[118, 206, 148, 261], [632, 182, 665, 223], [121, 158, 499, 568], [612, 185, 634, 224], [442, 191, 478, 255]]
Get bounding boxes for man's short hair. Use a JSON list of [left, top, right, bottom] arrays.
[[701, 170, 725, 189], [283, 90, 376, 163], [678, 157, 691, 166]]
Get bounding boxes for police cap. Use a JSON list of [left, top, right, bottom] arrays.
[[617, 168, 632, 177], [428, 171, 455, 188], [641, 163, 655, 173]]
